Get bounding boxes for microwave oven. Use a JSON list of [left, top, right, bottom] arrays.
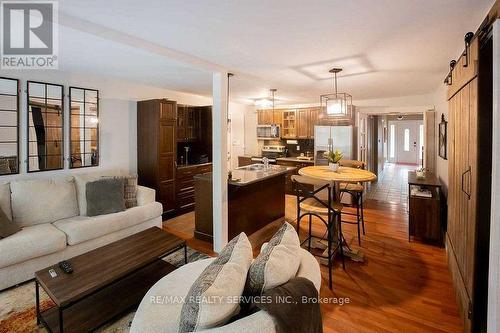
[[257, 124, 280, 140]]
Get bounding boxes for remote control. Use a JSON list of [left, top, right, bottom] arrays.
[[49, 269, 57, 278], [58, 260, 73, 274]]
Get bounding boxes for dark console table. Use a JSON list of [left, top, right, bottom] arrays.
[[408, 171, 443, 246]]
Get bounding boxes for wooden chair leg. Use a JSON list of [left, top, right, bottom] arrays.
[[356, 197, 361, 246]]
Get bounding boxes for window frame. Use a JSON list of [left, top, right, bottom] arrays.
[[26, 80, 64, 173], [69, 86, 99, 169]]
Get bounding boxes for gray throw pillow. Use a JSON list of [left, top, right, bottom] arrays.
[[86, 178, 126, 217], [0, 208, 20, 239]]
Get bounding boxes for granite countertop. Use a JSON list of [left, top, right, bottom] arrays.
[[229, 164, 295, 186], [276, 157, 314, 164]]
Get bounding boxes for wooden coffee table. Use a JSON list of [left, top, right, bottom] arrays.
[[35, 227, 186, 333]]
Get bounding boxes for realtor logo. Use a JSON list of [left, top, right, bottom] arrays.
[[1, 0, 58, 69]]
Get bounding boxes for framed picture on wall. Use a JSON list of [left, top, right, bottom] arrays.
[[439, 114, 447, 160]]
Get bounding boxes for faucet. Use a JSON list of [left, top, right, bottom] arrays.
[[262, 157, 269, 170]]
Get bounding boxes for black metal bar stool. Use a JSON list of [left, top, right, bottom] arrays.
[[338, 160, 366, 246], [292, 175, 345, 290]]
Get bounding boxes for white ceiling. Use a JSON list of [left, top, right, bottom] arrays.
[[57, 0, 494, 104]]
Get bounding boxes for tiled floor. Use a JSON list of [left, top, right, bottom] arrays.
[[365, 163, 418, 206]]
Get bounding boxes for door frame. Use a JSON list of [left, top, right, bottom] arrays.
[[388, 120, 423, 164]]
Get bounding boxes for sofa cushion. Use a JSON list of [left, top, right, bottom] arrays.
[[53, 201, 162, 245], [0, 207, 20, 239], [245, 222, 300, 296], [130, 258, 214, 333], [11, 178, 79, 227], [179, 233, 253, 332], [86, 178, 125, 217], [0, 223, 66, 268], [0, 182, 12, 220]]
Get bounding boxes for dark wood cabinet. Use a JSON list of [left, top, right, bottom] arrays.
[[408, 172, 443, 245], [276, 159, 313, 195], [175, 163, 212, 213], [297, 109, 309, 139], [137, 99, 177, 217], [238, 156, 253, 167], [177, 105, 199, 142]]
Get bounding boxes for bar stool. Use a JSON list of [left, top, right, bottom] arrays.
[[292, 175, 345, 290], [338, 160, 366, 246]]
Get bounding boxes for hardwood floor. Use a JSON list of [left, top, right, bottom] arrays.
[[163, 195, 463, 333]]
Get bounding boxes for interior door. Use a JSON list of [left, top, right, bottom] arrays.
[[393, 121, 422, 164]]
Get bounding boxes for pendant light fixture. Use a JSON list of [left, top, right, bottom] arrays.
[[320, 68, 352, 117], [255, 88, 277, 108]]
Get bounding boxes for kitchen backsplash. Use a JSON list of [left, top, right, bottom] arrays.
[[282, 139, 314, 157]]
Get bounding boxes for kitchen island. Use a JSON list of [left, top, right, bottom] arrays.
[[193, 164, 294, 242]]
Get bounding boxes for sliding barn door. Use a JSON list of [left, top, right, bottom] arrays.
[[447, 77, 478, 332]]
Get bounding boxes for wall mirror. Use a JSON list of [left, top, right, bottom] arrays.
[[69, 87, 99, 168], [27, 81, 64, 172], [0, 77, 19, 175]]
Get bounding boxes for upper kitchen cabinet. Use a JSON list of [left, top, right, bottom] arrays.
[[177, 105, 199, 142], [297, 108, 310, 139], [281, 109, 297, 138], [257, 109, 273, 125], [308, 108, 320, 137], [257, 109, 282, 126]]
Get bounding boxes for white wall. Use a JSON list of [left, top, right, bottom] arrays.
[[432, 83, 449, 193], [229, 102, 256, 169], [0, 69, 217, 181]]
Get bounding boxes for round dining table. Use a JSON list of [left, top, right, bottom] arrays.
[[298, 165, 377, 262], [298, 165, 377, 184]]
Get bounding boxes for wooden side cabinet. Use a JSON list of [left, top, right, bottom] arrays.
[[408, 171, 443, 245], [137, 99, 177, 217]]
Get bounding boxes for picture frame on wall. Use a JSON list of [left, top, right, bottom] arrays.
[[439, 114, 447, 160]]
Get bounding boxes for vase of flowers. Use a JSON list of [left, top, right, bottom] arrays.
[[324, 150, 343, 172]]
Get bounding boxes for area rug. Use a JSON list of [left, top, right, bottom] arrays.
[[0, 248, 210, 333]]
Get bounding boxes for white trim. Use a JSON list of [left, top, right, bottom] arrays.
[[212, 72, 229, 253], [488, 19, 500, 333]]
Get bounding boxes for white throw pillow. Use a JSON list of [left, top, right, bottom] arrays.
[[74, 174, 101, 216], [245, 222, 300, 295], [179, 233, 252, 332], [11, 178, 79, 227]]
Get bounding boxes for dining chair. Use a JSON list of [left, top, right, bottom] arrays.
[[292, 175, 345, 290], [338, 159, 366, 245]]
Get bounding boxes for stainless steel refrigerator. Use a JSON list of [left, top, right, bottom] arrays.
[[314, 125, 353, 164]]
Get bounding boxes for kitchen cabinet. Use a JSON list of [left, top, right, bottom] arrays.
[[297, 108, 310, 139], [258, 109, 282, 126], [176, 163, 212, 214], [282, 109, 297, 139], [308, 107, 320, 138], [177, 105, 199, 142], [238, 156, 253, 167], [257, 109, 273, 125], [276, 159, 314, 195], [137, 99, 177, 217]]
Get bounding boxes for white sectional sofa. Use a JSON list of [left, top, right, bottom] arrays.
[[0, 172, 163, 290]]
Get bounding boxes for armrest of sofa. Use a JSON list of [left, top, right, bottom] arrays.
[[137, 185, 156, 206], [200, 310, 276, 333]]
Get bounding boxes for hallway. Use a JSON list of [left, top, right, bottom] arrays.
[[365, 163, 419, 207]]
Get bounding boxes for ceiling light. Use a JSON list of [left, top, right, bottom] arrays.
[[255, 88, 277, 108], [320, 68, 352, 117]]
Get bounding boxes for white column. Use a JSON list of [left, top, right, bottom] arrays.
[[212, 72, 229, 252]]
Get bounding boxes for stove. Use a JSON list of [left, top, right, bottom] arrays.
[[251, 145, 286, 164]]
